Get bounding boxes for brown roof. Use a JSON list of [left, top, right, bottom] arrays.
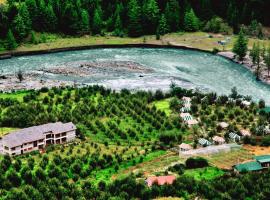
[[146, 176, 176, 187], [179, 143, 192, 150], [2, 122, 76, 147]]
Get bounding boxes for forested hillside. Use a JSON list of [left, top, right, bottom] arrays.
[[0, 0, 269, 50]]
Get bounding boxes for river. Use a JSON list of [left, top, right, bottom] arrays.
[[1, 48, 270, 103]]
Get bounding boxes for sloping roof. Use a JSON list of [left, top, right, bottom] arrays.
[[146, 176, 176, 187], [179, 143, 192, 150], [212, 136, 225, 143], [254, 155, 270, 163], [198, 138, 211, 146], [235, 161, 262, 172], [3, 122, 76, 147], [229, 132, 241, 139], [219, 122, 229, 128], [240, 129, 251, 137]]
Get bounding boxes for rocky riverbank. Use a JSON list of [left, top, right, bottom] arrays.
[[37, 61, 152, 77], [0, 60, 152, 91], [218, 51, 270, 84], [0, 73, 73, 92]]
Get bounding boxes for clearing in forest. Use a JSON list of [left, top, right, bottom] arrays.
[[243, 145, 270, 156]]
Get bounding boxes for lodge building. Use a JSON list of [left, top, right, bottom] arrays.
[[0, 122, 76, 156]]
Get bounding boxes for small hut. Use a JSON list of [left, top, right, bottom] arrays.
[[219, 122, 229, 129], [240, 129, 251, 137], [212, 136, 225, 145], [179, 143, 192, 152]]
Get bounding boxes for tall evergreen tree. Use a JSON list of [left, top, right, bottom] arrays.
[[264, 46, 270, 77], [25, 0, 38, 31], [18, 3, 32, 33], [5, 29, 17, 50], [157, 14, 168, 36], [233, 29, 248, 60], [114, 12, 123, 36], [44, 5, 57, 32], [127, 0, 142, 37], [92, 6, 103, 34], [79, 9, 89, 34], [227, 0, 239, 33], [142, 0, 159, 34], [63, 3, 80, 35], [12, 14, 28, 41], [164, 0, 180, 32], [184, 8, 200, 32]]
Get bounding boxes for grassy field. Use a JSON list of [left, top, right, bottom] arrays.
[[0, 91, 29, 101], [1, 32, 270, 54], [183, 167, 224, 181], [152, 99, 172, 116]]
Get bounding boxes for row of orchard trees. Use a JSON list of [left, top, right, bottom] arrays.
[[1, 0, 270, 49]]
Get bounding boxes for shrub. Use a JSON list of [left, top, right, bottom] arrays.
[[185, 157, 208, 169]]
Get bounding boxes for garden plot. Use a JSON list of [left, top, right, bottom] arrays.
[[203, 149, 253, 169]]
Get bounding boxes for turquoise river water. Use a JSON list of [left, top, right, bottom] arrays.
[[1, 48, 270, 103]]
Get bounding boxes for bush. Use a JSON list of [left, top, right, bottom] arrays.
[[185, 157, 208, 169]]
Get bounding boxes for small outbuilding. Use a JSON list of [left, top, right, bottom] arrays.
[[254, 155, 270, 168], [229, 132, 241, 142], [219, 122, 229, 129], [145, 175, 176, 187], [198, 138, 211, 147], [179, 143, 192, 152], [240, 129, 251, 137], [212, 136, 225, 145], [234, 161, 263, 172]]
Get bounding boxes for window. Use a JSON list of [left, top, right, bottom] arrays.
[[46, 134, 52, 139], [33, 141, 37, 147], [11, 147, 15, 151], [61, 132, 67, 137], [4, 146, 9, 150], [39, 139, 43, 143]]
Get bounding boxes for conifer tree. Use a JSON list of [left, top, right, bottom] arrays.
[[25, 0, 38, 30], [13, 14, 28, 41], [30, 31, 38, 44], [92, 6, 103, 34], [18, 3, 32, 33], [6, 29, 17, 50], [142, 0, 159, 34], [63, 3, 80, 35], [184, 8, 200, 32], [127, 0, 142, 37], [114, 12, 123, 36], [233, 29, 248, 60], [227, 0, 239, 33], [157, 14, 168, 36], [44, 5, 57, 32], [80, 9, 89, 34], [264, 46, 270, 77], [164, 0, 180, 32]]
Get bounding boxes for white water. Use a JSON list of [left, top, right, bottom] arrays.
[[1, 48, 270, 103]]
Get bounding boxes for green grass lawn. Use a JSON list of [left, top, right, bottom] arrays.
[[2, 32, 270, 54], [183, 167, 224, 181], [153, 98, 172, 116], [0, 91, 29, 101]]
